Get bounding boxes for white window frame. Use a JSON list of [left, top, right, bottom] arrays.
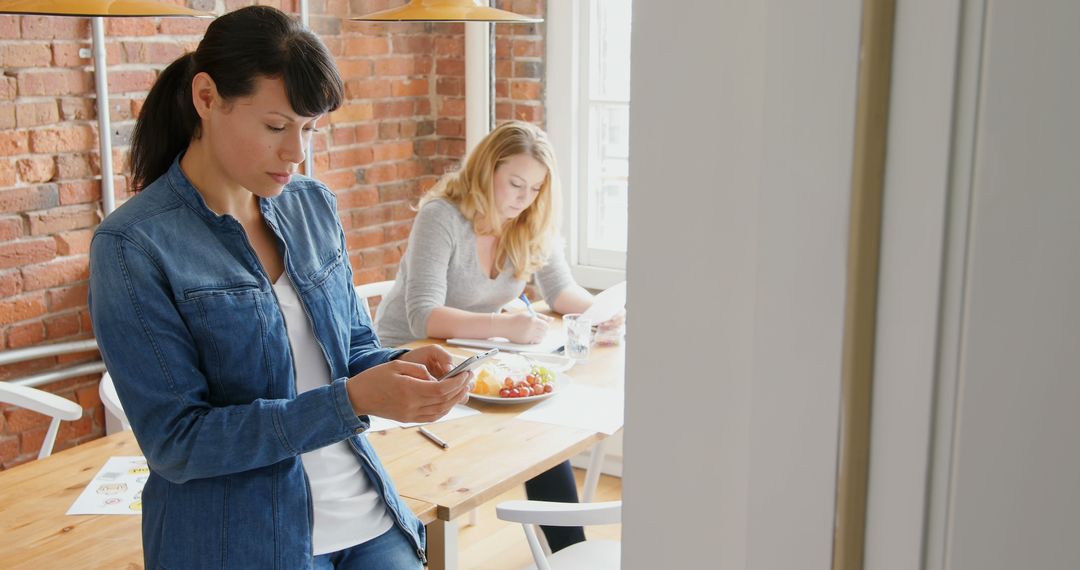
[[547, 0, 628, 290]]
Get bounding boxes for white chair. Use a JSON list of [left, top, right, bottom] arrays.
[[99, 372, 131, 434], [0, 382, 83, 459], [496, 500, 622, 570], [354, 280, 395, 318]]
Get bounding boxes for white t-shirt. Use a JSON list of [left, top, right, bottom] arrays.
[[273, 275, 393, 556]]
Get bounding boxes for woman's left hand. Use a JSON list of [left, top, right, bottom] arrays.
[[597, 309, 626, 331]]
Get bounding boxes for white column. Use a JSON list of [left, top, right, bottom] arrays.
[[465, 21, 491, 153]]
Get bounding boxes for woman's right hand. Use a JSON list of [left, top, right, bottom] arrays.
[[498, 312, 553, 344], [346, 360, 473, 423]]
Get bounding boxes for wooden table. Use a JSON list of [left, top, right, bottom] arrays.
[[0, 431, 436, 569], [379, 315, 625, 570], [0, 310, 624, 570]]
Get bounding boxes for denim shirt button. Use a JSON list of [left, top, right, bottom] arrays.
[[354, 426, 365, 434]]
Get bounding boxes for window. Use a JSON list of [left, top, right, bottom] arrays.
[[548, 0, 632, 289]]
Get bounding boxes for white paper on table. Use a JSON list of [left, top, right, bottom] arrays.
[[448, 328, 566, 354], [515, 383, 624, 435], [367, 404, 480, 432], [67, 456, 149, 516], [581, 281, 626, 324]]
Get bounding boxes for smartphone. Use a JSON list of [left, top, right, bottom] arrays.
[[438, 348, 500, 381]]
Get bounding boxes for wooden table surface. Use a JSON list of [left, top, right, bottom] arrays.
[[376, 317, 625, 522], [0, 431, 436, 569], [382, 311, 625, 570], [0, 305, 625, 569], [371, 412, 602, 521], [0, 433, 143, 569]]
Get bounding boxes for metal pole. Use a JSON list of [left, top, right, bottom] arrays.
[[0, 339, 99, 366], [300, 0, 315, 178], [92, 17, 115, 215]]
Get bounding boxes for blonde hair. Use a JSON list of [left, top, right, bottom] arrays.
[[420, 121, 560, 280]]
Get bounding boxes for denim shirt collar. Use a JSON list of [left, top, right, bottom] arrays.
[[164, 153, 280, 228]]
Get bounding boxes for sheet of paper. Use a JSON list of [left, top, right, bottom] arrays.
[[367, 404, 480, 432], [67, 456, 149, 516], [448, 328, 566, 354], [515, 383, 624, 435], [581, 281, 626, 324]]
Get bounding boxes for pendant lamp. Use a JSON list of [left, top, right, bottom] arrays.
[[0, 1, 212, 215], [351, 0, 540, 23], [0, 0, 210, 17]]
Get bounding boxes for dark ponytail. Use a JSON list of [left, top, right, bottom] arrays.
[[129, 6, 344, 191], [130, 53, 197, 192]]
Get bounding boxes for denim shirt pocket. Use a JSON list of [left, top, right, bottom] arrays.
[[175, 282, 286, 403], [299, 248, 355, 358]]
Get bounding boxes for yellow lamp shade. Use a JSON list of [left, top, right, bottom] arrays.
[[352, 0, 541, 23], [0, 0, 212, 17]]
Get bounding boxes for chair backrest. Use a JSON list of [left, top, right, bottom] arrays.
[[354, 280, 395, 318], [99, 372, 131, 434], [0, 339, 103, 461], [496, 499, 622, 569], [0, 382, 83, 459]]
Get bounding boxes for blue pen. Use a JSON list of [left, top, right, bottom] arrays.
[[519, 293, 539, 317]]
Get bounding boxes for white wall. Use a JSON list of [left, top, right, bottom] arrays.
[[747, 1, 860, 567], [936, 1, 1080, 568], [866, 1, 1080, 569], [622, 1, 861, 567], [622, 1, 763, 565]]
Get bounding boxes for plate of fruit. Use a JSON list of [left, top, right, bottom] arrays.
[[468, 362, 562, 404]]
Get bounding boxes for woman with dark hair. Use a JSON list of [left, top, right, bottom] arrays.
[[89, 6, 469, 568]]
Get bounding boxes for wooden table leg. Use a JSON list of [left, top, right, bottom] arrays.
[[426, 518, 460, 570]]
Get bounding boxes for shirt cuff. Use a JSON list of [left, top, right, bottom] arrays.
[[329, 376, 368, 434]]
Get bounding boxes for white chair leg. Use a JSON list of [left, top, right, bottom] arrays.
[[38, 417, 62, 460], [522, 523, 552, 570], [466, 508, 479, 527], [581, 439, 609, 502], [537, 525, 553, 557]]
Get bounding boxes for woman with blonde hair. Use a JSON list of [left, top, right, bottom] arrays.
[[375, 120, 622, 552]]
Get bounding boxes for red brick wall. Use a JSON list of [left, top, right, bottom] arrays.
[[0, 0, 546, 468]]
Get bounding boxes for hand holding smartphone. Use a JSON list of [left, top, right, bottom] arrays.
[[438, 348, 500, 381]]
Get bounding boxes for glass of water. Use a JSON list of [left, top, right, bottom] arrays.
[[562, 313, 593, 360]]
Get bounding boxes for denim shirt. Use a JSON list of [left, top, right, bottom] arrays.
[[88, 158, 426, 569]]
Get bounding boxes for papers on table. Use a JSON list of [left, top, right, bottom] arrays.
[[366, 404, 480, 432], [581, 281, 626, 324], [448, 328, 566, 354], [515, 383, 624, 435], [67, 456, 148, 516]]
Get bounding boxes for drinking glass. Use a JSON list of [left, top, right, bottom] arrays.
[[562, 314, 593, 360]]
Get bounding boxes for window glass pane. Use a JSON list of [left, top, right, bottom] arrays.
[[584, 0, 631, 259], [591, 0, 633, 102], [587, 103, 629, 252]]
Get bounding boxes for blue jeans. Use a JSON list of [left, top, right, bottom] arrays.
[[313, 527, 424, 569]]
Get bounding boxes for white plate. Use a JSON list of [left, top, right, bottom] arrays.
[[454, 351, 573, 374], [468, 372, 568, 405], [517, 352, 574, 373]]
